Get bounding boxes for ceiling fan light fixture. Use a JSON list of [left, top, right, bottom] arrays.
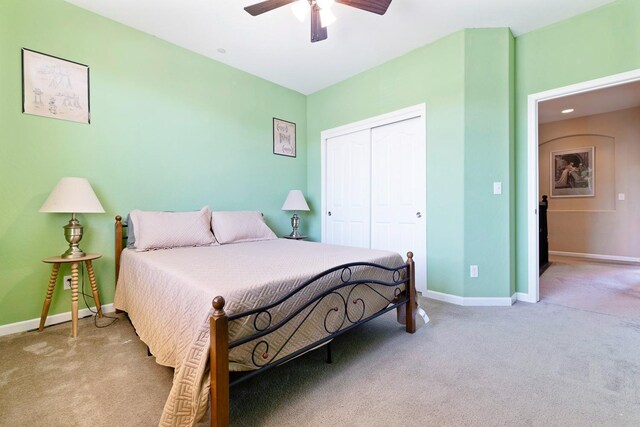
[[291, 0, 309, 22], [319, 8, 336, 28], [316, 0, 335, 9], [244, 0, 392, 43]]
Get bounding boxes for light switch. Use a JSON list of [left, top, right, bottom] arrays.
[[470, 265, 479, 278], [493, 182, 502, 195], [618, 193, 625, 201]]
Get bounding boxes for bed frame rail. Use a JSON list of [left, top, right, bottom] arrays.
[[228, 261, 410, 378]]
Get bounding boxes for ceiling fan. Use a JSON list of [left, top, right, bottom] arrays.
[[244, 0, 392, 43]]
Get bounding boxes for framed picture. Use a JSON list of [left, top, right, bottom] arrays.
[[273, 117, 296, 157], [22, 48, 90, 124], [550, 146, 595, 197]]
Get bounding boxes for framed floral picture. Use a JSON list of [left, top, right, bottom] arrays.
[[550, 146, 595, 197], [273, 117, 296, 157], [22, 48, 90, 124]]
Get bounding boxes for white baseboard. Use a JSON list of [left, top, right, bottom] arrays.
[[425, 290, 464, 305], [0, 303, 115, 337], [516, 292, 536, 303], [425, 290, 515, 307], [549, 251, 640, 263]]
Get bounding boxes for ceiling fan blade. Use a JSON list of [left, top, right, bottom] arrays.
[[336, 0, 392, 15], [311, 4, 328, 43], [244, 0, 297, 16]]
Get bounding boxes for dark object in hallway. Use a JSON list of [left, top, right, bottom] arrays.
[[539, 195, 550, 275]]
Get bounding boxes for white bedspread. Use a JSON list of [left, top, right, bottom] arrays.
[[115, 239, 405, 426]]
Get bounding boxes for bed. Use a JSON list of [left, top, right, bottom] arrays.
[[113, 212, 417, 427]]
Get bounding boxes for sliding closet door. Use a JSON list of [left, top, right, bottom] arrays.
[[325, 129, 371, 248], [371, 117, 427, 287]]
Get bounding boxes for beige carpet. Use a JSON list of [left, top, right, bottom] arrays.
[[1, 271, 640, 426], [541, 256, 640, 323]]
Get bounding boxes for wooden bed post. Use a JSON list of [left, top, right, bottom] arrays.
[[114, 216, 124, 314], [115, 215, 123, 284], [210, 296, 230, 427], [405, 252, 417, 334]]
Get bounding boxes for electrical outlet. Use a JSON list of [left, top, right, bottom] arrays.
[[63, 275, 72, 290], [470, 265, 479, 278]]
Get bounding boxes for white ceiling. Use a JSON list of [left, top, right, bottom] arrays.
[[64, 0, 617, 95], [539, 80, 640, 124]]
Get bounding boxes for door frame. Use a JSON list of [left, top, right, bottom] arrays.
[[525, 69, 640, 303], [320, 103, 427, 290]]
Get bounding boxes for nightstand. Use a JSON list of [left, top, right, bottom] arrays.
[[283, 235, 307, 240], [39, 253, 102, 338]]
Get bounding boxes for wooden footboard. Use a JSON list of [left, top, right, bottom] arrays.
[[209, 252, 417, 427]]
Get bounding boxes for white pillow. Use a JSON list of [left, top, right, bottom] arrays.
[[129, 206, 218, 251], [211, 211, 277, 244]]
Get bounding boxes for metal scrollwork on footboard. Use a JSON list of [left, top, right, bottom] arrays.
[[208, 252, 416, 426], [226, 262, 411, 386]]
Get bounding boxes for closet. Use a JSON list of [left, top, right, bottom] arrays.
[[321, 107, 427, 292]]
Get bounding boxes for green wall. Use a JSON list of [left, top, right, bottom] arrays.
[[307, 0, 640, 300], [0, 0, 307, 326], [463, 29, 514, 298], [514, 0, 640, 294], [307, 29, 515, 299], [3, 0, 638, 328]]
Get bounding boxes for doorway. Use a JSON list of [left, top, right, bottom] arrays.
[[320, 104, 427, 293], [526, 69, 640, 303]]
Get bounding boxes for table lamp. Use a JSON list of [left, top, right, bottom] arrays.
[[282, 190, 310, 238], [39, 177, 105, 259]]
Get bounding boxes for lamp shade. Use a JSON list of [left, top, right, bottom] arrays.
[[39, 177, 105, 213], [281, 190, 310, 212]]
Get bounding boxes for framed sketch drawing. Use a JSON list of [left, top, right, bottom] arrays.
[[22, 48, 90, 124], [550, 146, 595, 197], [273, 118, 296, 157]]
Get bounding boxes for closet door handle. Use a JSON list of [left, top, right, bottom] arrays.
[[328, 211, 332, 216], [416, 212, 422, 218]]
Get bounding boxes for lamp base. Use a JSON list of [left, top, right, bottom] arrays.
[[61, 214, 86, 259], [289, 212, 302, 238], [61, 247, 86, 259]]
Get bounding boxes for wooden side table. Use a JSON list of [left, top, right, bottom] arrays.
[[39, 253, 103, 338]]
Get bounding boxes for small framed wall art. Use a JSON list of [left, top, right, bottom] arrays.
[[273, 117, 296, 157], [22, 48, 90, 124], [550, 146, 595, 198]]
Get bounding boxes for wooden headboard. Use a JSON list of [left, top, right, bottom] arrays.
[[114, 215, 127, 285]]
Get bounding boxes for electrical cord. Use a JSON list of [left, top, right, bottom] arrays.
[[79, 263, 118, 328]]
